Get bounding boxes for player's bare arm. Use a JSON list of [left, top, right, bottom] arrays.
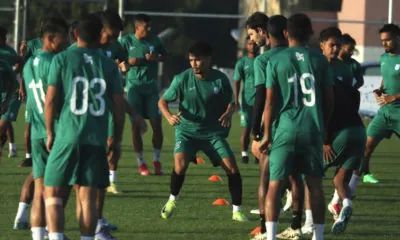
[[259, 87, 274, 153], [128, 57, 146, 66], [219, 103, 235, 127], [158, 97, 180, 126], [234, 80, 241, 111], [44, 85, 58, 151]]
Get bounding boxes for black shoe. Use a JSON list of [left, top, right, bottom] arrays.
[[254, 158, 259, 164], [19, 158, 32, 168], [241, 156, 249, 164]]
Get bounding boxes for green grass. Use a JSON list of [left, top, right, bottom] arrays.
[[0, 107, 399, 240]]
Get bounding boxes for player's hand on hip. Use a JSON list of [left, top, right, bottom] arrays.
[[219, 111, 233, 127], [118, 61, 129, 73], [19, 40, 27, 56], [258, 138, 271, 155], [323, 144, 336, 163], [46, 134, 55, 152], [167, 112, 181, 126], [379, 94, 396, 105]]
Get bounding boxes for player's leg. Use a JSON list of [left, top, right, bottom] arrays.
[[304, 176, 325, 240], [20, 123, 33, 167], [301, 182, 314, 235], [44, 186, 69, 239], [361, 112, 388, 183], [147, 92, 164, 175], [161, 134, 192, 219], [77, 186, 97, 237], [107, 114, 122, 194], [6, 123, 17, 157], [240, 105, 253, 164], [30, 139, 49, 240], [128, 88, 149, 176], [14, 172, 34, 230], [0, 118, 9, 155]]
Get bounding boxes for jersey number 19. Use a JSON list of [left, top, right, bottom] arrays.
[[287, 73, 316, 107]]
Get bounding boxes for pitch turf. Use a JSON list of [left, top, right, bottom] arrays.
[[0, 108, 399, 240]]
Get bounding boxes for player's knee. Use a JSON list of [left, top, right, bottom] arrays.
[[44, 197, 63, 207]]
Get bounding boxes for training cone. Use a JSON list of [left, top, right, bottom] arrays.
[[212, 198, 229, 206], [250, 226, 261, 235], [196, 157, 205, 164], [208, 175, 222, 181]]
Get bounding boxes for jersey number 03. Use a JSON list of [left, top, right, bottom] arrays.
[[71, 76, 106, 116]]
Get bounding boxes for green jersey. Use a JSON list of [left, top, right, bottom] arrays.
[[119, 34, 166, 90], [233, 56, 256, 105], [0, 45, 18, 67], [329, 59, 354, 87], [47, 47, 123, 146], [254, 46, 287, 87], [24, 38, 43, 61], [0, 59, 16, 97], [266, 47, 333, 134], [163, 69, 233, 139], [23, 51, 55, 139], [69, 42, 127, 63], [343, 58, 363, 87], [380, 53, 400, 107]]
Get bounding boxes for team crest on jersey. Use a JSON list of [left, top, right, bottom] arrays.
[[83, 53, 93, 64], [337, 76, 343, 81], [33, 57, 40, 66], [395, 64, 400, 71], [106, 50, 112, 58], [296, 52, 304, 62]]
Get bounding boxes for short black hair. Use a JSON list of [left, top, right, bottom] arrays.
[[134, 14, 151, 24], [319, 27, 342, 42], [341, 33, 356, 46], [0, 27, 7, 39], [287, 13, 313, 42], [246, 12, 269, 31], [77, 14, 103, 44], [69, 20, 78, 42], [40, 17, 69, 38], [188, 41, 212, 57], [267, 15, 287, 41], [96, 10, 124, 31], [379, 24, 400, 37]]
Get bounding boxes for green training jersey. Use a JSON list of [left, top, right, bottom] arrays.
[[68, 42, 127, 63], [163, 68, 234, 139], [343, 58, 363, 87], [266, 47, 333, 134], [119, 34, 166, 91], [47, 47, 123, 146], [24, 37, 43, 61], [0, 59, 16, 98], [0, 45, 18, 67], [380, 53, 400, 107], [254, 46, 287, 87], [329, 59, 354, 87], [233, 56, 256, 106], [23, 51, 55, 139]]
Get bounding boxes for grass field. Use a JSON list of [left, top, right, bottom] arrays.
[[0, 107, 399, 240]]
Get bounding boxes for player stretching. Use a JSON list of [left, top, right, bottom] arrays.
[[233, 37, 258, 164], [120, 14, 166, 176], [159, 42, 247, 222], [355, 24, 400, 186], [259, 13, 334, 240], [23, 17, 69, 240], [43, 14, 125, 240]]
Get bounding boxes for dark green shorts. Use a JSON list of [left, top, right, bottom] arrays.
[[1, 93, 21, 121], [367, 106, 400, 141], [324, 126, 366, 171], [44, 143, 109, 188], [127, 87, 160, 120], [269, 130, 324, 181], [174, 131, 234, 167], [32, 138, 49, 179], [240, 103, 253, 128]]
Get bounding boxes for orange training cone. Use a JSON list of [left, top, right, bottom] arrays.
[[212, 198, 229, 206], [208, 175, 222, 181], [250, 226, 261, 235], [196, 157, 205, 164]]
